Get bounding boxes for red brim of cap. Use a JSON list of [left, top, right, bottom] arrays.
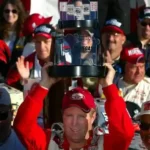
[[34, 33, 52, 39], [129, 56, 145, 64], [44, 16, 53, 24], [101, 26, 124, 35]]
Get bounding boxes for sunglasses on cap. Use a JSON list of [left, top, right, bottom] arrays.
[[4, 9, 18, 14], [141, 22, 150, 27], [140, 122, 150, 131], [0, 110, 10, 121]]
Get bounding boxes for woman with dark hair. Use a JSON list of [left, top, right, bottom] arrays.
[[0, 0, 26, 67]]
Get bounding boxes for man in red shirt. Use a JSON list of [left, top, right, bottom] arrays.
[[14, 62, 134, 150]]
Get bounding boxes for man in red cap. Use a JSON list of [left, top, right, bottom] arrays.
[[116, 46, 150, 107], [5, 23, 57, 127], [14, 62, 134, 150], [101, 18, 126, 63], [6, 23, 55, 92], [22, 13, 52, 57]]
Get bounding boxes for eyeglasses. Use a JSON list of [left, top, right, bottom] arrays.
[[140, 122, 150, 131], [4, 9, 18, 14], [0, 111, 9, 121], [140, 22, 150, 27]]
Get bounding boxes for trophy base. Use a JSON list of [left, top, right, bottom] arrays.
[[58, 20, 99, 29], [48, 65, 107, 77]]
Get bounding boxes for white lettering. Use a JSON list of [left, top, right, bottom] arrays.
[[106, 19, 122, 27], [35, 26, 51, 33], [71, 93, 84, 100], [128, 48, 142, 56]]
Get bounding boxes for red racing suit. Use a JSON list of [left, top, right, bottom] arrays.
[[14, 83, 134, 150]]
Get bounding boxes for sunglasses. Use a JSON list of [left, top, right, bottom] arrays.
[[141, 22, 150, 27], [0, 111, 9, 121], [140, 122, 150, 131], [4, 9, 18, 14]]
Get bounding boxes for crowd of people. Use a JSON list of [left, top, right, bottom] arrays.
[[0, 0, 150, 150]]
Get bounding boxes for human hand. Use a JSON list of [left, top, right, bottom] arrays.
[[16, 56, 30, 80], [99, 63, 115, 87], [103, 50, 113, 64]]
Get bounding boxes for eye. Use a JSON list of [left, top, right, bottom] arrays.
[[79, 115, 86, 119]]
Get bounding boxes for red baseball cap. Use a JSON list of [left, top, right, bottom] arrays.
[[101, 19, 124, 35], [23, 13, 52, 36], [34, 24, 55, 39], [62, 87, 96, 113], [120, 47, 145, 64]]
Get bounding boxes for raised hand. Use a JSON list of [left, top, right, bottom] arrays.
[[103, 50, 113, 64], [16, 56, 30, 80], [99, 63, 115, 87]]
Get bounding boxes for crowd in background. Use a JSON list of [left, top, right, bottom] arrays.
[[0, 0, 150, 150]]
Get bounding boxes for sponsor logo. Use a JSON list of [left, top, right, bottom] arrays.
[[128, 48, 142, 56], [71, 93, 84, 100], [106, 19, 122, 27], [35, 25, 51, 34]]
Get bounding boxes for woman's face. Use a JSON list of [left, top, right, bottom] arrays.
[[3, 3, 18, 25]]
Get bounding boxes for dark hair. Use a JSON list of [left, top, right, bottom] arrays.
[[0, 0, 26, 39]]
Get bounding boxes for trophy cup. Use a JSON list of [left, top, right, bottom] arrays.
[[48, 0, 107, 77]]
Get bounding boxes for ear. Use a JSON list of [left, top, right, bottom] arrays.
[[122, 35, 126, 45], [91, 112, 96, 125]]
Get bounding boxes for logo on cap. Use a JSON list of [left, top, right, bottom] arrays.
[[106, 19, 122, 27], [128, 48, 143, 56], [35, 25, 51, 34], [71, 93, 84, 100]]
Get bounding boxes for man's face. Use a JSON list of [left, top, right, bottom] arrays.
[[137, 19, 150, 40], [80, 30, 93, 49], [102, 31, 125, 60], [124, 62, 145, 84], [63, 107, 95, 144], [34, 35, 52, 61], [140, 115, 150, 150], [0, 105, 12, 142]]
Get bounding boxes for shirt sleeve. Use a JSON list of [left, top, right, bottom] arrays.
[[14, 84, 50, 149], [103, 84, 134, 150]]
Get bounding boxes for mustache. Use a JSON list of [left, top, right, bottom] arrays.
[[106, 41, 115, 45]]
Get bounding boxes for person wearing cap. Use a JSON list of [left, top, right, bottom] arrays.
[[22, 13, 52, 57], [5, 23, 68, 127], [127, 7, 150, 77], [133, 100, 150, 150], [72, 29, 94, 65], [116, 46, 150, 107], [14, 62, 134, 150], [101, 18, 126, 63], [0, 87, 25, 150], [98, 0, 130, 34]]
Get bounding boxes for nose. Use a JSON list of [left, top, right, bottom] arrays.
[[107, 34, 114, 41], [39, 41, 45, 49], [71, 116, 78, 126]]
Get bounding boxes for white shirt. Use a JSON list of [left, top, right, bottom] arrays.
[[0, 129, 25, 150], [117, 77, 150, 107]]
